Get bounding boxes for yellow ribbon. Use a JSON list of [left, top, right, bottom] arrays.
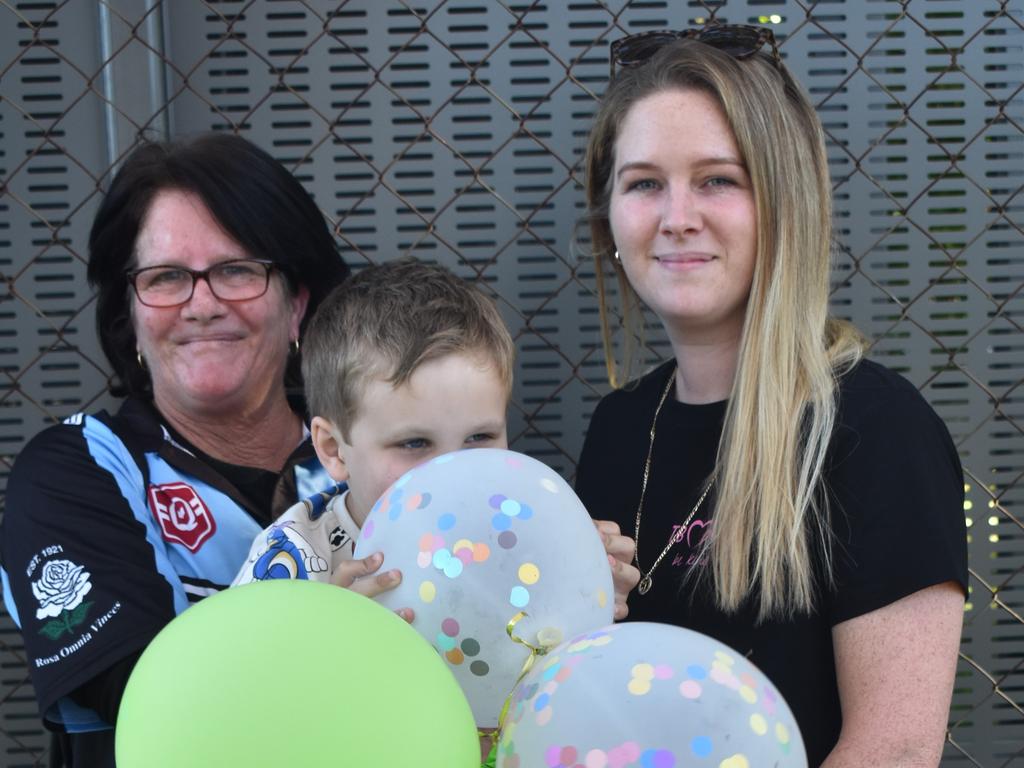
[[483, 610, 555, 759]]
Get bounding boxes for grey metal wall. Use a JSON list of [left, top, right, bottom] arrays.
[[1, 1, 1021, 765]]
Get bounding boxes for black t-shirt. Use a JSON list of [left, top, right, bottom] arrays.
[[576, 358, 968, 767]]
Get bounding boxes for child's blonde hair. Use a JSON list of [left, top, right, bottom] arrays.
[[302, 259, 516, 439]]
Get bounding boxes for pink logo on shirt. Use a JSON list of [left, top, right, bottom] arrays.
[[148, 482, 217, 552]]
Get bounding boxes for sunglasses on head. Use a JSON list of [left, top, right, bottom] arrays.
[[609, 21, 782, 78]]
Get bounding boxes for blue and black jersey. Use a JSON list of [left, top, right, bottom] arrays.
[[0, 397, 331, 735]]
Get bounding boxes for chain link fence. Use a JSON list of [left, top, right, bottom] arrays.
[[1, 0, 1021, 765]]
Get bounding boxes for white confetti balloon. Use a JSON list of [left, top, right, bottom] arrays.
[[497, 622, 808, 768], [354, 448, 613, 726]]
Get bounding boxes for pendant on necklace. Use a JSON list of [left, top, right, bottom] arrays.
[[638, 574, 653, 595]]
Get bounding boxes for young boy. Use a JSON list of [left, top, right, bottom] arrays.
[[232, 259, 515, 596]]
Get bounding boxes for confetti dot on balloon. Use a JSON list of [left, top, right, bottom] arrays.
[[362, 520, 375, 539], [623, 742, 642, 761], [686, 664, 707, 680], [489, 494, 507, 509], [416, 551, 431, 568], [592, 634, 613, 647], [775, 723, 790, 744], [418, 532, 434, 551], [714, 651, 735, 666], [501, 499, 522, 517], [585, 750, 608, 768], [405, 493, 423, 511], [750, 714, 768, 736], [691, 736, 713, 757], [445, 648, 464, 665], [510, 585, 530, 608], [762, 687, 778, 716], [535, 706, 552, 726], [534, 693, 550, 712], [492, 513, 512, 531], [545, 745, 561, 767], [632, 663, 655, 680], [710, 665, 733, 686], [498, 531, 518, 549], [740, 673, 757, 688], [438, 513, 456, 530], [418, 581, 436, 603], [473, 542, 490, 562], [443, 558, 463, 578], [679, 680, 702, 699], [597, 589, 608, 608], [542, 663, 561, 682], [436, 633, 457, 652], [739, 685, 757, 704], [432, 549, 451, 569], [542, 680, 558, 696], [561, 747, 578, 765], [454, 548, 474, 566], [640, 749, 675, 768], [718, 755, 749, 768], [654, 664, 673, 680], [540, 478, 560, 493], [441, 617, 460, 636], [555, 666, 573, 683], [519, 563, 540, 584], [461, 638, 480, 656], [518, 504, 534, 520], [628, 678, 651, 696], [470, 660, 490, 677], [505, 456, 523, 469]]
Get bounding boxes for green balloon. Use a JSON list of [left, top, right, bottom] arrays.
[[117, 580, 479, 767]]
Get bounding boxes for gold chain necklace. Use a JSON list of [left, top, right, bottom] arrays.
[[634, 366, 716, 596]]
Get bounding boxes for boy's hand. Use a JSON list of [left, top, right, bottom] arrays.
[[331, 552, 415, 623], [593, 520, 640, 621]]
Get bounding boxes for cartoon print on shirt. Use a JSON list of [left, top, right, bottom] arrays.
[[328, 524, 352, 553], [249, 524, 329, 581], [32, 558, 93, 640]]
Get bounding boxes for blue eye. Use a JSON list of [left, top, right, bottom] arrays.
[[141, 268, 190, 290], [398, 438, 428, 450], [626, 178, 660, 192]]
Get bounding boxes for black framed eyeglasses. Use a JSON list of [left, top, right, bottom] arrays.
[[126, 259, 277, 308], [610, 21, 781, 78]]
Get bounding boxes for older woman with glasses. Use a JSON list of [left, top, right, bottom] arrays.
[[577, 24, 967, 766], [0, 134, 397, 768]]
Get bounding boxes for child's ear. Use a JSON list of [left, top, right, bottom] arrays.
[[311, 416, 350, 484]]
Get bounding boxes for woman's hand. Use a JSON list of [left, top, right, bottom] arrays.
[[331, 552, 414, 623], [594, 519, 641, 620]]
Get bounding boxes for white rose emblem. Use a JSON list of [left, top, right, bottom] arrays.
[[32, 559, 92, 620]]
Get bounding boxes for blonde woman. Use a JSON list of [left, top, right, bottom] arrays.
[[576, 26, 967, 767]]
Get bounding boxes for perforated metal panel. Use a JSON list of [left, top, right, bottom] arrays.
[[1, 2, 1021, 765]]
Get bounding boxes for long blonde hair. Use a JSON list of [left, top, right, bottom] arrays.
[[585, 39, 866, 619]]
